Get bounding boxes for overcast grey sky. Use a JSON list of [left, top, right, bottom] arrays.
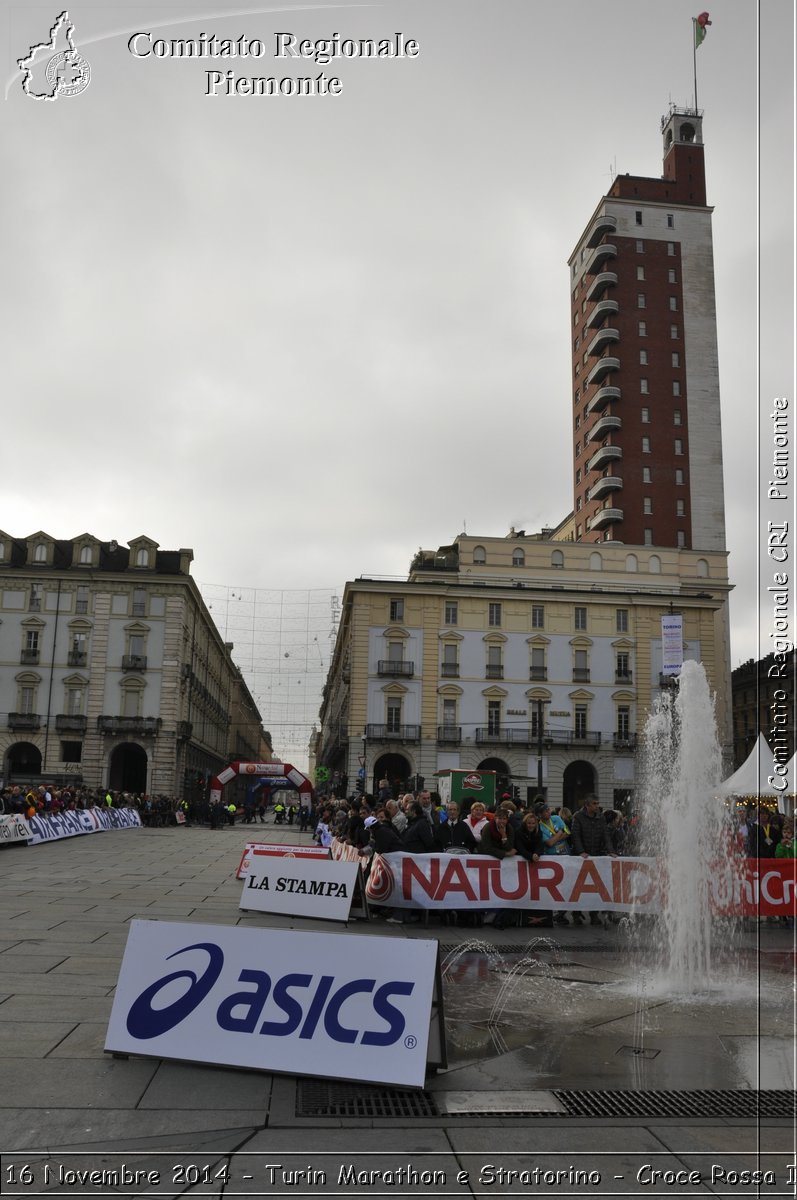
[[3, 0, 794, 764]]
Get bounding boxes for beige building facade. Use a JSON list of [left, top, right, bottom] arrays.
[[0, 531, 269, 798], [319, 530, 732, 809]]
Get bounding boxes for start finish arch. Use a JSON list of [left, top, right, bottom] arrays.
[[210, 761, 313, 806]]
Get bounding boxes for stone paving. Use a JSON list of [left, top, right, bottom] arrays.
[[0, 820, 794, 1199]]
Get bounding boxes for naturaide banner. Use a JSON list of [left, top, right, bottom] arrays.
[[105, 920, 438, 1088], [364, 852, 797, 919], [240, 856, 360, 921]]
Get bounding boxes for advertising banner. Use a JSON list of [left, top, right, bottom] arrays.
[[240, 857, 360, 921], [236, 842, 330, 880], [0, 814, 33, 844], [26, 807, 142, 845], [661, 614, 684, 675], [365, 853, 797, 919], [105, 920, 439, 1088]]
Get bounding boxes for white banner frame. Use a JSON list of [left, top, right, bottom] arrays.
[[240, 857, 360, 922]]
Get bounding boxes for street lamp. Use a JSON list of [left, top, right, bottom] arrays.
[[536, 698, 550, 798]]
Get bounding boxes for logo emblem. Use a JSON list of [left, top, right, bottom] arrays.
[[462, 773, 483, 790], [366, 856, 395, 903], [18, 11, 91, 101]]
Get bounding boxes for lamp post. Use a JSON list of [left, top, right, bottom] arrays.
[[536, 698, 550, 798]]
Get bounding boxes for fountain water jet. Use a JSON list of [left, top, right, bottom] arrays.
[[637, 659, 734, 993]]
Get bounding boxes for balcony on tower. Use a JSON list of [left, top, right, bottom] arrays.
[[585, 243, 617, 275], [585, 212, 617, 247], [588, 507, 624, 531], [588, 474, 624, 502], [586, 271, 618, 302], [586, 355, 620, 387], [586, 414, 622, 443], [588, 327, 620, 357], [586, 385, 621, 417], [587, 443, 623, 473], [587, 299, 619, 328]]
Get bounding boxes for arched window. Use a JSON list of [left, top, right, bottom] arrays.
[[135, 548, 149, 567], [625, 553, 638, 572], [512, 548, 525, 567], [551, 549, 564, 568], [79, 545, 92, 564], [590, 551, 602, 571], [648, 554, 661, 574], [34, 543, 47, 563], [473, 545, 486, 565], [697, 558, 709, 578]]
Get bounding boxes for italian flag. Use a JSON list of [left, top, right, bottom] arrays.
[[694, 11, 712, 47]]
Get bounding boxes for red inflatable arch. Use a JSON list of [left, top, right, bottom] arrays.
[[210, 761, 313, 806]]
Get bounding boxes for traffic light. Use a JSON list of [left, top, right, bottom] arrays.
[[356, 777, 364, 795]]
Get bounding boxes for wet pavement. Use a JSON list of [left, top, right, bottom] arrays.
[[0, 820, 794, 1198]]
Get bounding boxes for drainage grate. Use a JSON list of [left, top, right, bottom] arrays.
[[553, 1089, 797, 1119], [297, 1080, 439, 1119]]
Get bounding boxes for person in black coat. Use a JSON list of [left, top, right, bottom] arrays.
[[370, 808, 405, 855], [402, 801, 435, 854], [515, 809, 551, 927], [434, 801, 477, 852]]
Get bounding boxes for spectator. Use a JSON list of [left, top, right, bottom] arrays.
[[535, 798, 572, 927], [747, 805, 781, 858], [434, 801, 477, 852], [463, 801, 490, 843], [402, 801, 435, 855], [570, 795, 618, 926]]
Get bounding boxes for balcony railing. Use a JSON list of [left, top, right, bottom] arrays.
[[485, 664, 504, 679], [586, 271, 618, 302], [440, 662, 460, 678], [68, 650, 87, 667], [585, 244, 617, 275], [176, 720, 193, 740], [546, 729, 602, 748], [587, 327, 620, 357], [586, 355, 620, 388], [588, 475, 623, 502], [97, 716, 162, 735], [20, 648, 40, 665], [587, 443, 623, 474], [122, 654, 148, 671], [437, 725, 462, 745], [613, 733, 637, 751], [586, 298, 619, 328], [586, 414, 622, 443], [572, 668, 591, 682], [377, 660, 414, 677], [365, 724, 421, 743], [585, 212, 617, 247], [615, 671, 633, 683], [529, 666, 548, 681], [55, 714, 88, 733], [586, 385, 621, 417], [588, 507, 624, 530], [476, 727, 603, 749], [7, 712, 41, 731]]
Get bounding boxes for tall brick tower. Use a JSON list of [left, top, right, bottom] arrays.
[[568, 106, 726, 551]]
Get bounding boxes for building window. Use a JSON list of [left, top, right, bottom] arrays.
[[668, 269, 677, 283], [386, 697, 402, 734], [675, 439, 683, 455], [666, 213, 674, 228], [25, 629, 40, 654], [638, 321, 647, 336], [644, 529, 654, 546], [444, 600, 458, 626], [574, 704, 588, 737], [640, 379, 649, 394], [575, 468, 581, 485], [671, 352, 680, 368], [676, 499, 685, 517], [669, 296, 678, 311], [387, 641, 403, 665], [575, 440, 581, 457], [674, 409, 682, 425], [532, 605, 545, 629], [643, 497, 653, 514], [34, 543, 47, 563], [616, 608, 629, 633], [389, 598, 404, 622], [530, 647, 546, 680], [488, 602, 502, 627], [626, 553, 638, 572], [616, 652, 631, 680], [18, 681, 38, 715], [575, 413, 580, 430], [637, 293, 646, 309], [65, 684, 85, 716], [641, 407, 650, 423], [667, 241, 675, 255], [649, 553, 661, 572], [573, 649, 589, 682], [576, 496, 582, 511], [487, 700, 501, 736], [639, 350, 648, 365], [636, 239, 644, 253], [617, 705, 631, 738], [79, 545, 92, 565], [675, 468, 684, 485], [135, 548, 150, 567], [671, 324, 679, 339], [642, 437, 651, 453], [576, 524, 582, 538], [122, 686, 142, 719], [635, 210, 643, 225], [642, 466, 652, 483], [442, 698, 457, 729], [442, 643, 459, 677], [75, 586, 89, 615], [677, 530, 686, 548], [637, 266, 645, 281], [127, 632, 146, 660], [486, 645, 503, 678], [131, 589, 147, 617], [512, 548, 525, 567], [473, 545, 486, 564], [29, 584, 42, 612], [574, 606, 587, 631], [551, 549, 564, 568], [673, 381, 681, 396], [530, 705, 545, 738]]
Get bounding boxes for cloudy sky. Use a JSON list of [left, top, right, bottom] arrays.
[[3, 0, 794, 765]]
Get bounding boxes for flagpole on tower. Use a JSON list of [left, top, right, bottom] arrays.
[[692, 18, 699, 110]]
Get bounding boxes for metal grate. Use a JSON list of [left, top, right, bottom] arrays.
[[553, 1089, 797, 1119], [297, 1084, 796, 1120], [297, 1080, 439, 1119]]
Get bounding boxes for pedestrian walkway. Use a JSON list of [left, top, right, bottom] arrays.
[[0, 821, 793, 1198]]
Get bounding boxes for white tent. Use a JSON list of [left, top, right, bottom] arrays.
[[717, 733, 795, 811]]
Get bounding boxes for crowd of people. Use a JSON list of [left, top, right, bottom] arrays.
[[1, 784, 187, 826]]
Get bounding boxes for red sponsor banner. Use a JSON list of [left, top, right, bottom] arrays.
[[365, 854, 797, 919], [236, 842, 330, 880]]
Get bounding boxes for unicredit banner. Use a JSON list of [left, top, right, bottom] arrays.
[[364, 853, 797, 919], [105, 920, 438, 1088]]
